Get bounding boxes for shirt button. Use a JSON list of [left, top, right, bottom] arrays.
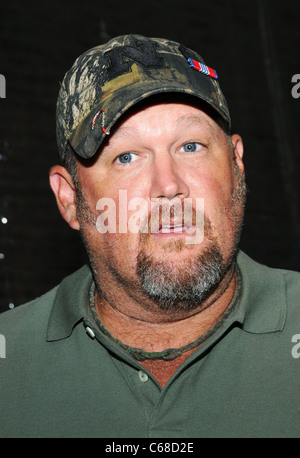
[[85, 326, 95, 339], [138, 370, 149, 383]]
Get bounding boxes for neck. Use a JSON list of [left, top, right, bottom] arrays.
[[93, 266, 238, 353]]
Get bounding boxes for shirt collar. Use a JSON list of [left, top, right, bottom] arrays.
[[46, 265, 93, 341], [46, 250, 287, 342], [234, 250, 286, 333]]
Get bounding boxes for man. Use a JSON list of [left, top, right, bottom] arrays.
[[0, 34, 299, 438]]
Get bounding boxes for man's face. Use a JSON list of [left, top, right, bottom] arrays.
[[74, 100, 246, 313]]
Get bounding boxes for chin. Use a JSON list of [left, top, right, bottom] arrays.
[[136, 237, 234, 313]]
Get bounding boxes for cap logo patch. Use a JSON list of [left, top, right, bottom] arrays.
[[104, 41, 164, 80], [187, 58, 218, 79]]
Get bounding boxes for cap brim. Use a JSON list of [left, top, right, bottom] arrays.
[[69, 78, 230, 159]]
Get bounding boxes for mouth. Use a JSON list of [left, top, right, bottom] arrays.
[[151, 221, 194, 235]]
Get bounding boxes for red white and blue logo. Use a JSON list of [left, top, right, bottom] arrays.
[[187, 58, 218, 79]]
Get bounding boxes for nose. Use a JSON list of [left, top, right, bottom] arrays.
[[149, 152, 190, 200]]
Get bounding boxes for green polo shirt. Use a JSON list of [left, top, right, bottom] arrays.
[[0, 251, 299, 438]]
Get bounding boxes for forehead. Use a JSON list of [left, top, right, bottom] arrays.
[[109, 99, 223, 141]]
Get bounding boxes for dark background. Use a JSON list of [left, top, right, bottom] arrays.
[[0, 0, 299, 313]]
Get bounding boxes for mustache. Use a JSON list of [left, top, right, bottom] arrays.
[[138, 197, 210, 237]]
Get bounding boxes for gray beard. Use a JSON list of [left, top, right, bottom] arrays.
[[136, 242, 232, 313]]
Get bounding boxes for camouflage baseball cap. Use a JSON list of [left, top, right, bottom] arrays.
[[56, 34, 231, 160]]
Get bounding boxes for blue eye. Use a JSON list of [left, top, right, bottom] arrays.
[[116, 152, 138, 164], [182, 142, 202, 153]]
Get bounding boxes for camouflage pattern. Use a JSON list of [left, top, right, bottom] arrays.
[[56, 34, 231, 159]]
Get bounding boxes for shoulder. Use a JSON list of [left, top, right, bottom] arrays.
[[0, 287, 57, 336], [237, 249, 300, 279], [0, 265, 90, 339], [237, 250, 300, 328], [237, 250, 300, 287]]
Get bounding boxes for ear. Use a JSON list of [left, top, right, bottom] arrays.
[[231, 134, 245, 176], [49, 165, 80, 230]]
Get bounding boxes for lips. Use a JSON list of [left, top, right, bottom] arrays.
[[144, 200, 198, 236], [152, 221, 193, 234]]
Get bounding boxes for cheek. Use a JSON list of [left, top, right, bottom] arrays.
[[83, 220, 139, 278], [77, 168, 148, 273], [80, 170, 148, 246], [188, 165, 233, 206], [189, 165, 236, 234], [102, 232, 140, 278], [114, 176, 152, 234]]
